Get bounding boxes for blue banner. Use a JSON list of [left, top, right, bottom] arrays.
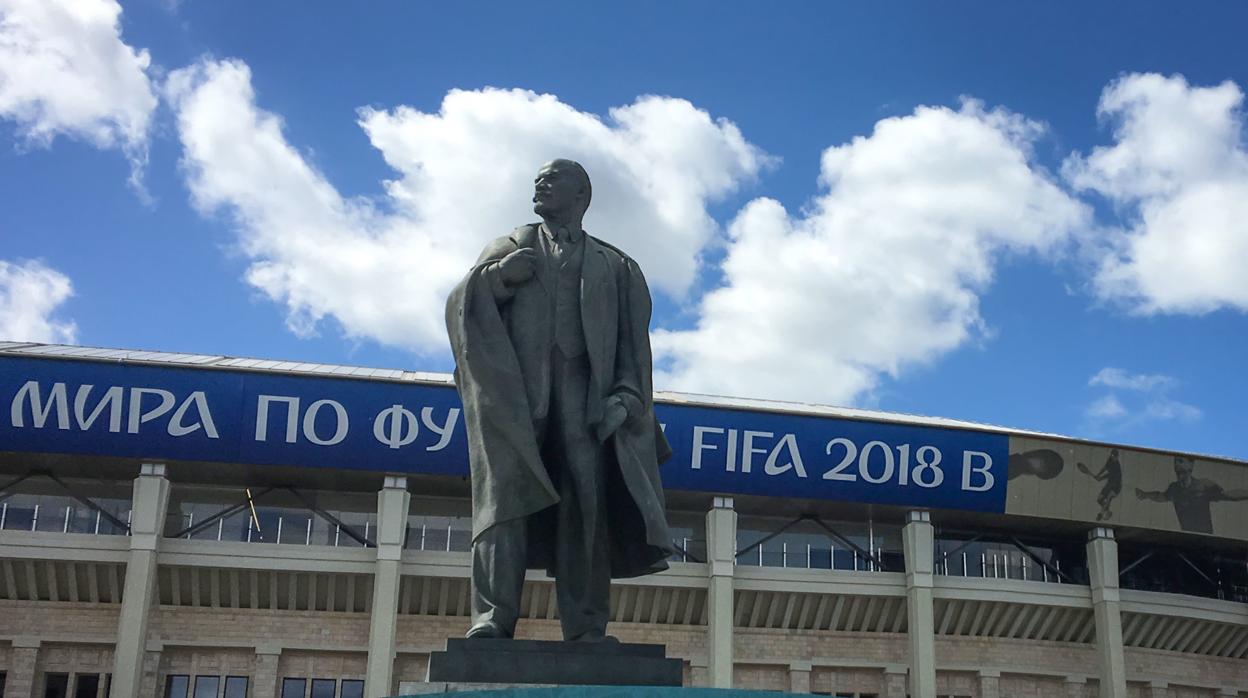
[[0, 356, 1007, 512]]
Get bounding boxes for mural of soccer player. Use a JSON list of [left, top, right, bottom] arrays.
[[1135, 456, 1248, 534], [1077, 449, 1123, 521]]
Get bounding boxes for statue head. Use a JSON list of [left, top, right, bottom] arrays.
[[533, 159, 592, 221]]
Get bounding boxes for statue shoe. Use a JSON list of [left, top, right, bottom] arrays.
[[465, 620, 511, 639], [569, 632, 619, 644]]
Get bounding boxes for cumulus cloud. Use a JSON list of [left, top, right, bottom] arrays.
[[1085, 367, 1200, 425], [1065, 73, 1248, 314], [0, 0, 157, 186], [165, 59, 769, 352], [0, 259, 77, 344], [1089, 366, 1176, 392], [653, 100, 1089, 404], [1086, 394, 1128, 420]]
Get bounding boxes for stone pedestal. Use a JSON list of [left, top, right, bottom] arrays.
[[426, 639, 683, 687]]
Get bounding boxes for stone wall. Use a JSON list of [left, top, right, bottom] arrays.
[[1, 599, 1245, 696]]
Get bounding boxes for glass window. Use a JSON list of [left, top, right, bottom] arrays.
[[310, 679, 335, 698], [193, 676, 220, 698], [280, 679, 306, 698], [165, 675, 190, 698], [43, 674, 70, 698], [73, 675, 99, 698], [224, 677, 249, 698], [339, 680, 363, 698]]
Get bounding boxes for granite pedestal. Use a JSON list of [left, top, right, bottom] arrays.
[[426, 639, 683, 687]]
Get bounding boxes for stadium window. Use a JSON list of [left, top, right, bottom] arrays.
[[310, 679, 336, 698], [72, 674, 99, 698], [339, 680, 364, 698], [43, 673, 69, 698], [224, 676, 249, 698], [280, 679, 306, 698], [1, 671, 7, 698], [193, 676, 220, 698], [165, 675, 190, 698]]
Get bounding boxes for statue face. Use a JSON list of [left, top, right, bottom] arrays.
[[533, 162, 584, 218]]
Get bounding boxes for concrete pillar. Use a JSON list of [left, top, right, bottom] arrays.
[[705, 496, 737, 689], [976, 669, 1000, 698], [883, 666, 908, 698], [137, 645, 162, 698], [7, 638, 40, 698], [788, 661, 812, 694], [1065, 676, 1089, 698], [254, 646, 282, 698], [689, 659, 709, 688], [365, 475, 411, 698], [1146, 681, 1168, 698], [902, 511, 937, 698], [1086, 527, 1127, 698], [111, 463, 171, 698]]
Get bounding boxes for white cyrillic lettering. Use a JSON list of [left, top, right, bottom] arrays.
[[374, 405, 419, 450], [303, 399, 348, 446], [255, 395, 300, 443], [741, 430, 772, 474], [168, 391, 219, 438], [420, 406, 460, 452], [127, 388, 175, 434], [961, 451, 995, 492], [691, 426, 724, 470], [764, 433, 807, 477], [73, 385, 123, 433], [11, 381, 70, 429]]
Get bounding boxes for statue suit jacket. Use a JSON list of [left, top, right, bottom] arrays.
[[446, 223, 674, 578]]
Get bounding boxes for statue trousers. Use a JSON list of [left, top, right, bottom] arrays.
[[470, 346, 612, 640]]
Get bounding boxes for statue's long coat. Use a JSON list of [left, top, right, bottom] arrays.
[[445, 223, 674, 579]]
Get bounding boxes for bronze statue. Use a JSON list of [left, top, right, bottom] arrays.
[[446, 159, 674, 642]]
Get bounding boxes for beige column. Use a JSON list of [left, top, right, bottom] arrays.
[[137, 645, 162, 698], [883, 666, 908, 698], [365, 475, 411, 698], [902, 511, 937, 698], [978, 670, 1001, 698], [705, 496, 737, 689], [1086, 527, 1127, 698], [688, 659, 709, 688], [788, 661, 812, 693], [111, 463, 171, 698], [8, 638, 40, 698], [254, 646, 282, 698]]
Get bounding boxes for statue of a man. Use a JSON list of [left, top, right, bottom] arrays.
[[446, 159, 674, 642]]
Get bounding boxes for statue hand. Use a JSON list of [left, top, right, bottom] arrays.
[[497, 248, 536, 286], [595, 395, 629, 442]]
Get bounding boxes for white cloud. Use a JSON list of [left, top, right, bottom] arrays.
[[1085, 366, 1200, 425], [1088, 367, 1176, 392], [0, 259, 77, 344], [0, 0, 157, 185], [165, 59, 769, 352], [652, 100, 1089, 404], [1142, 398, 1201, 423], [1086, 394, 1128, 420], [1064, 73, 1248, 314]]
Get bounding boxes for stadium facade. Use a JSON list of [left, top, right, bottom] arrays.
[[0, 342, 1245, 698]]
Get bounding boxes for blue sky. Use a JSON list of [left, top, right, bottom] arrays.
[[2, 1, 1247, 460]]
